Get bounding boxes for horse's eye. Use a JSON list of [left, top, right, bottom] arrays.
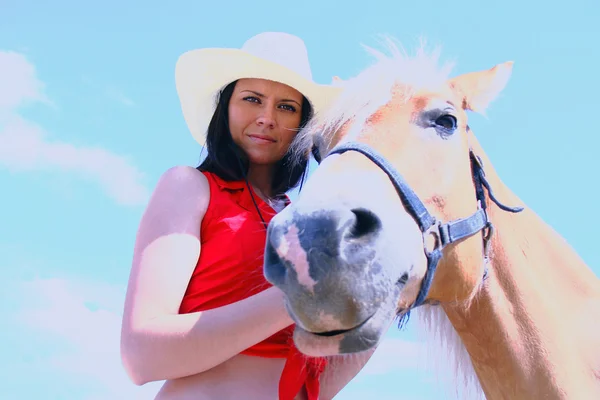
[[435, 115, 458, 131]]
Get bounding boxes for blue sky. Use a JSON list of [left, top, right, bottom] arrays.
[[1, 0, 599, 398]]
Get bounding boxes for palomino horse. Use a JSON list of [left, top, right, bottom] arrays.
[[263, 43, 600, 399]]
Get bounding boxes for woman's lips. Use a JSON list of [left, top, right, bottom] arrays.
[[248, 134, 276, 144]]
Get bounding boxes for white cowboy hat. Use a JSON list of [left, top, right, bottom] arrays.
[[175, 31, 342, 145]]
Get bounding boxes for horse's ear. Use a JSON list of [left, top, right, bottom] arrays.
[[449, 61, 513, 114]]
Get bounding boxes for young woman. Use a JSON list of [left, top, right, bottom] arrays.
[[120, 32, 376, 400]]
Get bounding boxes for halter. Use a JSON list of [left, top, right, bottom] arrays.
[[314, 140, 524, 311]]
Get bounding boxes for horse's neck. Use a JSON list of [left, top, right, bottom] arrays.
[[444, 166, 600, 399]]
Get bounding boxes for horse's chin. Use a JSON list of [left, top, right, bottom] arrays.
[[291, 295, 398, 357]]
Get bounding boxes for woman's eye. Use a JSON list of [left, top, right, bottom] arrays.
[[280, 104, 296, 112], [243, 96, 260, 103], [435, 115, 457, 131]]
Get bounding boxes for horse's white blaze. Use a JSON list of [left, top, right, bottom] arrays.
[[276, 224, 317, 292]]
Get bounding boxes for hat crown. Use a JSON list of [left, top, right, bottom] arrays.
[[241, 32, 313, 81]]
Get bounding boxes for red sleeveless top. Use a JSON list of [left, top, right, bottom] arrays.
[[179, 171, 327, 400]]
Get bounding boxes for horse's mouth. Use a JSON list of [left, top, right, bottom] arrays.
[[291, 311, 384, 356], [312, 329, 351, 337], [309, 315, 373, 338], [283, 295, 397, 355]]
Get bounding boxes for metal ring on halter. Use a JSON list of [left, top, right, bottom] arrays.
[[482, 222, 495, 261]]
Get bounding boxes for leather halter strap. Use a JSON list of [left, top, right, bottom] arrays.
[[319, 140, 524, 309]]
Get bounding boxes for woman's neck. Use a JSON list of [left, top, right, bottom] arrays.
[[247, 164, 275, 199]]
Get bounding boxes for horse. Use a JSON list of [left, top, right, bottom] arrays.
[[263, 41, 600, 399]]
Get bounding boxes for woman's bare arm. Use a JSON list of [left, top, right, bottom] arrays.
[[120, 166, 293, 385]]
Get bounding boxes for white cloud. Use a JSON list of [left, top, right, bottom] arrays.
[[0, 50, 149, 206], [0, 114, 149, 205], [14, 277, 163, 400], [0, 51, 51, 110]]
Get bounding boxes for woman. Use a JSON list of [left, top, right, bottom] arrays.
[[120, 32, 375, 400]]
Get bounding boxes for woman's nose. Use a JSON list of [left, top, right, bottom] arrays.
[[256, 108, 276, 128]]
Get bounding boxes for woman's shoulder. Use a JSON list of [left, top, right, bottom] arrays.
[[147, 165, 212, 218], [133, 165, 212, 251], [156, 165, 210, 193]]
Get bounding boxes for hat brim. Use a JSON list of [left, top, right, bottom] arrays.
[[175, 48, 342, 145]]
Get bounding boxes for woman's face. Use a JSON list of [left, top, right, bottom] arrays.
[[228, 78, 304, 166]]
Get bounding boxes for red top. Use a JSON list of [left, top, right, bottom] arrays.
[[179, 171, 327, 400]]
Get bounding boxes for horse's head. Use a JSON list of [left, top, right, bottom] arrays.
[[264, 45, 516, 357]]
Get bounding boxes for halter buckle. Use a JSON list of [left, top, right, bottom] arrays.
[[423, 219, 448, 255]]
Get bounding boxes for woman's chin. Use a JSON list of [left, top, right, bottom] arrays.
[[246, 154, 282, 167]]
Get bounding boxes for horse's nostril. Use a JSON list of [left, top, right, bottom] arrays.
[[347, 208, 381, 239]]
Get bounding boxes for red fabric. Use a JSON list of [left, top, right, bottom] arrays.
[[179, 171, 327, 400]]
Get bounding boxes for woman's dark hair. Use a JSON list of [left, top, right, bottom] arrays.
[[197, 80, 312, 196]]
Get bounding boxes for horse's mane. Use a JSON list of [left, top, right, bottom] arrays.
[[292, 36, 486, 399], [290, 36, 455, 161], [416, 306, 485, 400]]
